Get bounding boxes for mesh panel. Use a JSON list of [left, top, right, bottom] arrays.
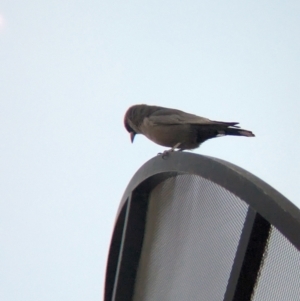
[[133, 174, 248, 301], [251, 227, 300, 301]]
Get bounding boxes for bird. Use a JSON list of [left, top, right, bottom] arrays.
[[124, 104, 254, 155]]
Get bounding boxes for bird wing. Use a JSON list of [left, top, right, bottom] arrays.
[[148, 108, 240, 127]]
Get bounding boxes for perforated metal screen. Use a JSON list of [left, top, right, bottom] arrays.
[[251, 227, 300, 301], [133, 175, 248, 301]]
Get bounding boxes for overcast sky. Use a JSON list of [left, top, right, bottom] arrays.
[[1, 1, 299, 300]]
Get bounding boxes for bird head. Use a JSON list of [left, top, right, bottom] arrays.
[[124, 104, 161, 143]]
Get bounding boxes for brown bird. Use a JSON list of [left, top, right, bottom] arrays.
[[124, 104, 254, 153]]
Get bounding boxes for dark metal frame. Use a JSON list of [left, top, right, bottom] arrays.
[[105, 152, 300, 301]]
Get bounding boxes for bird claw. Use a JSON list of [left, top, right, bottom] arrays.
[[162, 151, 170, 159], [158, 149, 173, 159], [158, 143, 181, 159]]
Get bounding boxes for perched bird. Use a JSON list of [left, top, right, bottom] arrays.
[[124, 104, 254, 153]]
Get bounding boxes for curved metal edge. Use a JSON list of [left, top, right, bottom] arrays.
[[117, 152, 300, 246]]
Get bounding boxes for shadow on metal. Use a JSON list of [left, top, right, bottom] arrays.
[[105, 152, 300, 301]]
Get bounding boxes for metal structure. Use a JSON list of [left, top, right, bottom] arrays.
[[105, 152, 300, 301]]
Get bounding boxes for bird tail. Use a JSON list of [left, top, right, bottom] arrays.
[[211, 120, 240, 128], [222, 128, 255, 137]]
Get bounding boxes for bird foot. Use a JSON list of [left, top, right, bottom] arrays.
[[158, 143, 181, 159], [158, 149, 174, 159]]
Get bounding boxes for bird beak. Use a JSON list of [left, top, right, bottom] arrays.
[[130, 132, 136, 143]]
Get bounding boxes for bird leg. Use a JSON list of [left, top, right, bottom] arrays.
[[158, 143, 181, 159]]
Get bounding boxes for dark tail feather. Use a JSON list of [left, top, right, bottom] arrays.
[[223, 128, 255, 137], [212, 120, 240, 128]]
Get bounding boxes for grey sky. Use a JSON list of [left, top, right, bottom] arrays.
[[1, 1, 299, 300]]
